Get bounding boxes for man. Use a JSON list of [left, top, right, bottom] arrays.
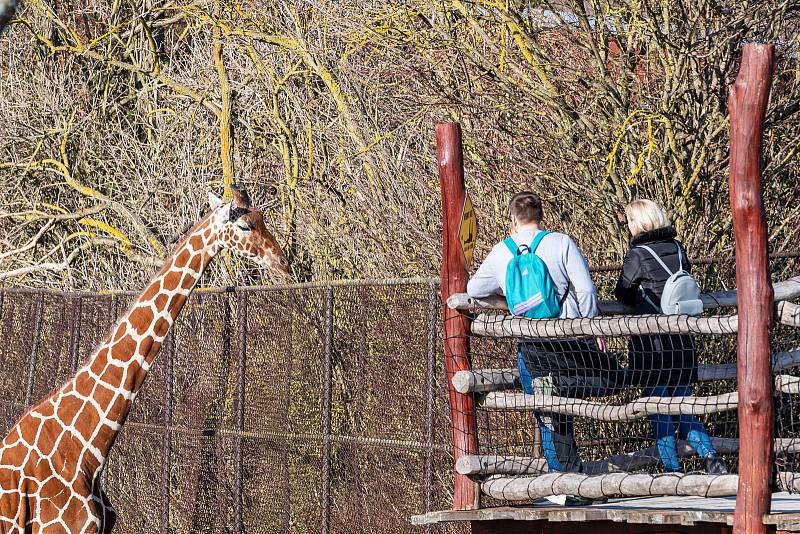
[[467, 191, 623, 474]]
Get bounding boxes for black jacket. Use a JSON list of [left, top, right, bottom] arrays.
[[614, 226, 691, 314], [614, 226, 697, 387]]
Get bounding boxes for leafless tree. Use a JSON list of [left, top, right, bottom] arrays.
[[0, 0, 798, 289]]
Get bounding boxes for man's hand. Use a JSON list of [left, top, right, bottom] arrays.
[[595, 337, 607, 352]]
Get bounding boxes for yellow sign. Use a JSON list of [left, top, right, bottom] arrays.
[[459, 192, 477, 268]]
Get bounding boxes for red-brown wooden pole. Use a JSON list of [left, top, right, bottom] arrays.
[[436, 122, 479, 510], [730, 43, 775, 534]]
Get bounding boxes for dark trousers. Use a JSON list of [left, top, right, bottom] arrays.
[[518, 339, 626, 472]]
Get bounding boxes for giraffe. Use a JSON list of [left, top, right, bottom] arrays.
[[0, 185, 289, 533]]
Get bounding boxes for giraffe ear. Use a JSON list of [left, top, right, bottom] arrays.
[[208, 192, 223, 209]]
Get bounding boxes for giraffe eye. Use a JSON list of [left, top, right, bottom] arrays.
[[236, 222, 254, 232]]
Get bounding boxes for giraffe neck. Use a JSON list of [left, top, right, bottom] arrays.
[[68, 210, 222, 473]]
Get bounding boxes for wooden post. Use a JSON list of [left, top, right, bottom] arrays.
[[436, 122, 479, 510], [730, 43, 775, 534]]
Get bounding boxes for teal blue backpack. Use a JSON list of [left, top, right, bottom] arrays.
[[504, 231, 564, 319]]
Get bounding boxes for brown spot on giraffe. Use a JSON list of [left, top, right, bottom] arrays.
[[177, 247, 193, 264], [130, 307, 155, 336], [0, 186, 289, 531], [40, 505, 62, 526], [113, 334, 137, 358], [141, 280, 161, 302], [188, 235, 204, 251], [180, 274, 195, 291], [162, 272, 181, 292], [74, 372, 94, 399], [89, 348, 111, 377], [74, 405, 101, 443], [153, 317, 170, 339], [154, 293, 168, 310], [112, 325, 126, 343], [55, 395, 84, 428], [18, 421, 38, 447], [91, 384, 118, 415]]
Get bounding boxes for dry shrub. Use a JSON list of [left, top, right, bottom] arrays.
[[0, 0, 799, 290]]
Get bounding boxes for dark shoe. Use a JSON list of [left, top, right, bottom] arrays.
[[705, 455, 729, 475], [543, 495, 595, 506]]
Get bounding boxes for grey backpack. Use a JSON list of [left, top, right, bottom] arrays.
[[637, 243, 703, 316]]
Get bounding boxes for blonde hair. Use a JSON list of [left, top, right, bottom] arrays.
[[625, 199, 670, 236]]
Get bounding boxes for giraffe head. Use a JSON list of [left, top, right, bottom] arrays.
[[207, 185, 290, 275]]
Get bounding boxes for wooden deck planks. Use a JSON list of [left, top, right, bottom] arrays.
[[410, 492, 800, 531]]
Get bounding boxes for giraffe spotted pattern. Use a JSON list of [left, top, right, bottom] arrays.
[[0, 187, 288, 533]]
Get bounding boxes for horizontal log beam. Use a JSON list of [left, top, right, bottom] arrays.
[[447, 275, 800, 314], [481, 472, 740, 500], [482, 471, 800, 501], [456, 438, 800, 477], [452, 368, 519, 394], [472, 313, 739, 340], [456, 455, 548, 477], [480, 391, 739, 419], [778, 301, 800, 327], [452, 348, 800, 393], [775, 375, 800, 394], [478, 375, 798, 419]]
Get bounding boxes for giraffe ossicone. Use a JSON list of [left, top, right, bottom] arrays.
[[0, 186, 289, 533]]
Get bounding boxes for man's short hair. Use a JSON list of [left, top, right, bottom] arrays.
[[508, 191, 543, 224]]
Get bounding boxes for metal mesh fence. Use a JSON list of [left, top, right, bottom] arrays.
[[449, 256, 800, 504], [2, 257, 800, 527], [0, 281, 465, 534]]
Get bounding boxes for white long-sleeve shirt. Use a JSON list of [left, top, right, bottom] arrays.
[[466, 229, 599, 319]]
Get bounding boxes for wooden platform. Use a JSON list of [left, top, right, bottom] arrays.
[[411, 492, 800, 532]]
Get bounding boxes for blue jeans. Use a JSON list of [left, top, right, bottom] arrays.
[[643, 384, 717, 471]]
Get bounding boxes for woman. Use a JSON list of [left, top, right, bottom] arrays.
[[614, 199, 728, 474]]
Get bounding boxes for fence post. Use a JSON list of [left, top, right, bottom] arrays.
[[730, 43, 775, 534], [436, 122, 479, 511], [24, 294, 44, 407], [68, 297, 82, 375], [160, 331, 175, 534], [424, 282, 438, 529], [283, 292, 294, 532], [234, 292, 247, 534], [321, 286, 334, 533]]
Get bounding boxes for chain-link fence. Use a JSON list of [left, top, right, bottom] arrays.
[[0, 280, 466, 534], [3, 257, 800, 530]]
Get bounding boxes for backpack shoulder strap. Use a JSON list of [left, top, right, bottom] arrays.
[[529, 230, 550, 254], [637, 244, 674, 276], [675, 241, 684, 271], [503, 237, 519, 256], [559, 281, 572, 307]]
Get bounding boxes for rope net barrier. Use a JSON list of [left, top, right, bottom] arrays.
[[448, 258, 800, 503]]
